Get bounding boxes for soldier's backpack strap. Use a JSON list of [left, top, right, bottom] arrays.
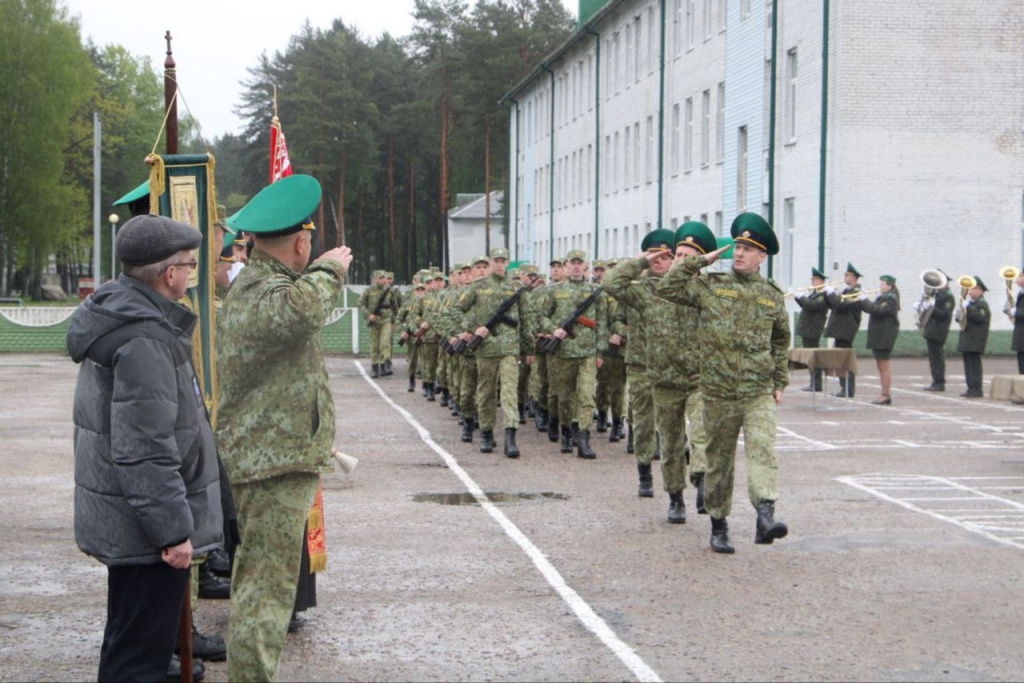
[[84, 319, 189, 368]]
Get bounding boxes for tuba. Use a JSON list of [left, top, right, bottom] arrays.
[[915, 269, 947, 329], [954, 275, 976, 330], [1000, 266, 1019, 320]]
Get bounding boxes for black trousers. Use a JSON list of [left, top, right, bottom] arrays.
[[927, 339, 947, 386], [962, 352, 983, 395], [99, 562, 189, 683], [801, 336, 823, 388], [1017, 352, 1024, 375], [833, 338, 856, 396]]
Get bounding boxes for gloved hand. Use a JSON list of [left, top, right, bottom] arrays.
[[824, 286, 836, 296], [1003, 302, 1013, 315], [913, 301, 922, 311], [858, 292, 868, 301]]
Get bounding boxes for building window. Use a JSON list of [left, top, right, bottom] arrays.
[[624, 126, 632, 188], [625, 23, 633, 89], [686, 0, 695, 50], [783, 197, 796, 288], [605, 134, 612, 193], [647, 7, 656, 72], [673, 0, 682, 56], [715, 210, 723, 234], [646, 116, 654, 183], [605, 38, 613, 98], [671, 103, 680, 174], [571, 151, 577, 204], [700, 212, 708, 225], [703, 0, 712, 39], [737, 126, 748, 211], [633, 122, 641, 186], [717, 0, 726, 32], [701, 89, 711, 167], [634, 16, 642, 83], [785, 48, 798, 142], [741, 0, 750, 20], [716, 81, 725, 162], [587, 54, 593, 109], [614, 131, 621, 190], [684, 97, 693, 172], [587, 145, 593, 201], [614, 31, 622, 92]]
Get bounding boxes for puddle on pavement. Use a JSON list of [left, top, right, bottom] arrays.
[[412, 491, 568, 505]]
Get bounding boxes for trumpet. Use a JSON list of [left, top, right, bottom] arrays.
[[840, 288, 879, 302], [916, 269, 948, 329], [1001, 265, 1019, 317], [955, 275, 976, 331], [784, 279, 844, 298]]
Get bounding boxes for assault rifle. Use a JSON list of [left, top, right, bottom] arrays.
[[367, 285, 393, 327], [537, 286, 603, 355], [451, 283, 529, 354]]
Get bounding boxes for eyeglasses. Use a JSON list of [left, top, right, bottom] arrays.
[[169, 260, 198, 272]]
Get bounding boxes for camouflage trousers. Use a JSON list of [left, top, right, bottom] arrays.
[[437, 346, 449, 389], [597, 355, 626, 418], [449, 354, 463, 407], [517, 356, 531, 406], [702, 393, 779, 519], [228, 472, 319, 682], [626, 363, 656, 464], [368, 319, 392, 365], [476, 355, 519, 432], [460, 354, 478, 420], [555, 356, 598, 426], [546, 355, 561, 423], [406, 340, 419, 378], [530, 353, 549, 411], [652, 386, 709, 493], [420, 343, 438, 383]]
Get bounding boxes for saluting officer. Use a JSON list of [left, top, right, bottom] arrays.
[[957, 277, 991, 398], [793, 267, 828, 392], [824, 263, 863, 398], [654, 213, 790, 554]]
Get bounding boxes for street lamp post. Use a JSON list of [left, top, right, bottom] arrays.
[[109, 213, 119, 281]]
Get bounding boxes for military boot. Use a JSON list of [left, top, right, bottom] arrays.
[[710, 517, 735, 554], [754, 501, 789, 544], [693, 472, 707, 514], [421, 380, 429, 397], [197, 561, 230, 599], [408, 377, 416, 392], [596, 411, 608, 433], [504, 427, 520, 458], [480, 430, 496, 453], [176, 621, 226, 662], [626, 426, 635, 454], [559, 424, 573, 453], [440, 388, 449, 407], [426, 384, 436, 401], [537, 408, 549, 432], [371, 363, 380, 378], [518, 404, 526, 425], [609, 417, 623, 443], [637, 463, 654, 498], [526, 398, 535, 418], [574, 423, 596, 459], [451, 400, 459, 417], [206, 546, 231, 577], [166, 654, 206, 682], [384, 360, 393, 376], [548, 418, 560, 443], [668, 491, 686, 524], [461, 418, 475, 443]]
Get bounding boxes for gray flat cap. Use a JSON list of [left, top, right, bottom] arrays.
[[116, 214, 203, 266]]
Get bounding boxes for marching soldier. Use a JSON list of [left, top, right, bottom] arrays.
[[397, 279, 427, 392], [1008, 269, 1024, 374], [792, 267, 828, 392], [535, 250, 608, 458], [515, 265, 540, 424], [541, 258, 566, 443], [858, 275, 901, 405], [654, 213, 790, 554], [919, 270, 955, 391], [824, 263, 863, 398], [359, 270, 398, 378], [383, 271, 398, 375], [600, 260, 627, 442], [957, 277, 991, 398], [412, 272, 443, 400], [457, 248, 531, 457]]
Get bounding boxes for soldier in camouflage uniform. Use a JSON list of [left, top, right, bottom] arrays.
[[616, 255, 658, 471], [515, 265, 540, 425], [535, 250, 608, 458], [596, 259, 627, 439], [540, 259, 566, 442], [654, 213, 790, 554], [358, 270, 398, 378], [412, 273, 443, 400], [382, 271, 397, 375], [457, 249, 531, 456], [441, 264, 469, 419], [397, 279, 427, 392], [215, 175, 353, 680]]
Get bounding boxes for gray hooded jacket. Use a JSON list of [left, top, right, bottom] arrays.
[[67, 275, 223, 566]]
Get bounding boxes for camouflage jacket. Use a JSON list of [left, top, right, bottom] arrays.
[[607, 257, 699, 391], [358, 284, 398, 323], [412, 289, 443, 344], [605, 269, 660, 367], [604, 290, 627, 357], [395, 293, 418, 335], [656, 255, 789, 399], [215, 250, 346, 484], [535, 279, 609, 359], [457, 273, 531, 357]]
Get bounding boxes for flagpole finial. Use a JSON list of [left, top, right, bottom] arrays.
[[272, 84, 278, 118]]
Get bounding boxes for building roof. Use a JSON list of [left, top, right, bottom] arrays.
[[448, 191, 504, 221]]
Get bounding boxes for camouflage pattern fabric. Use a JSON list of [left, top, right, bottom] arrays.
[[686, 391, 708, 480], [626, 363, 656, 464], [228, 472, 319, 682], [517, 355, 531, 407], [701, 394, 778, 518], [596, 355, 626, 419], [359, 284, 398, 365], [534, 279, 609, 359], [555, 357, 598, 427], [653, 384, 689, 493], [475, 355, 519, 432], [546, 356, 561, 423], [460, 355, 478, 421], [530, 353, 548, 411], [368, 319, 393, 365], [456, 273, 532, 358]]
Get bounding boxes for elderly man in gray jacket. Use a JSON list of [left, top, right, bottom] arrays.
[[67, 215, 223, 682]]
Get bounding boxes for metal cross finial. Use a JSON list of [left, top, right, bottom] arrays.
[[165, 31, 172, 55]]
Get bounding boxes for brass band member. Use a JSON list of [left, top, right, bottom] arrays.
[[956, 277, 991, 398], [824, 263, 863, 398], [1005, 269, 1024, 374], [792, 267, 828, 392], [858, 275, 901, 405], [916, 270, 955, 392]]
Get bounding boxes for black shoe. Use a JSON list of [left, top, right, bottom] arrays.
[[461, 419, 475, 443], [833, 390, 849, 398], [480, 430, 496, 453], [710, 517, 735, 554], [504, 427, 520, 458], [596, 412, 608, 433], [559, 424, 573, 453], [800, 385, 819, 392], [537, 408, 549, 432], [923, 384, 945, 392], [667, 491, 686, 524], [206, 546, 231, 577], [518, 404, 526, 425], [371, 363, 380, 378], [693, 472, 707, 514], [451, 401, 460, 417], [197, 562, 230, 599], [626, 427, 635, 454], [177, 623, 226, 662], [960, 391, 983, 398], [548, 418, 561, 443], [288, 613, 307, 633], [870, 396, 892, 405], [167, 654, 206, 682], [755, 500, 789, 544], [637, 463, 654, 498], [608, 417, 622, 443], [408, 377, 416, 392], [575, 426, 596, 459]]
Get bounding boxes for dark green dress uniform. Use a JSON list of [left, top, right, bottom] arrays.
[[957, 279, 991, 397], [794, 268, 828, 391], [1007, 288, 1024, 374], [859, 288, 900, 359], [825, 263, 863, 397], [655, 213, 790, 554], [922, 284, 955, 390], [216, 175, 345, 681]]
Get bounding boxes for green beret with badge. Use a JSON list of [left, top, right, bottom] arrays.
[[226, 174, 322, 237], [641, 228, 675, 253], [674, 222, 716, 255], [730, 212, 779, 255]]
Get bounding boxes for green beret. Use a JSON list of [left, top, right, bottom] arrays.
[[811, 267, 826, 279], [226, 174, 322, 237], [674, 222, 716, 255], [880, 274, 896, 285], [565, 249, 587, 262], [112, 180, 149, 207], [730, 213, 779, 255], [845, 262, 862, 278], [489, 247, 510, 259], [641, 228, 675, 253], [973, 276, 988, 292]]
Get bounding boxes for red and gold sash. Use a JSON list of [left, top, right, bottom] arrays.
[[306, 480, 326, 573]]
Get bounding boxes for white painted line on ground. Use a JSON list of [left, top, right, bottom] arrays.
[[857, 380, 1024, 415], [775, 426, 839, 451], [355, 360, 662, 683], [892, 440, 921, 448]]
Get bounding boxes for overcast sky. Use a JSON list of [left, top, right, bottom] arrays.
[[64, 0, 577, 142]]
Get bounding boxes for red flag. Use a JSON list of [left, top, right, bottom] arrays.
[[269, 115, 293, 184]]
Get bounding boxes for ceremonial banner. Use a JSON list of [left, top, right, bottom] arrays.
[[146, 153, 220, 420], [269, 116, 293, 184]]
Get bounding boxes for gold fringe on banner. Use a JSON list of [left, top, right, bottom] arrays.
[[307, 480, 327, 573]]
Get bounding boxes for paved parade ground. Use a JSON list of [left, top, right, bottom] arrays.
[[3, 353, 1024, 682]]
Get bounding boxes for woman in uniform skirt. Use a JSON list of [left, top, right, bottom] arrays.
[[859, 275, 901, 405]]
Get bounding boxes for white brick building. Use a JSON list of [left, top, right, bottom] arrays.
[[502, 0, 1024, 331]]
